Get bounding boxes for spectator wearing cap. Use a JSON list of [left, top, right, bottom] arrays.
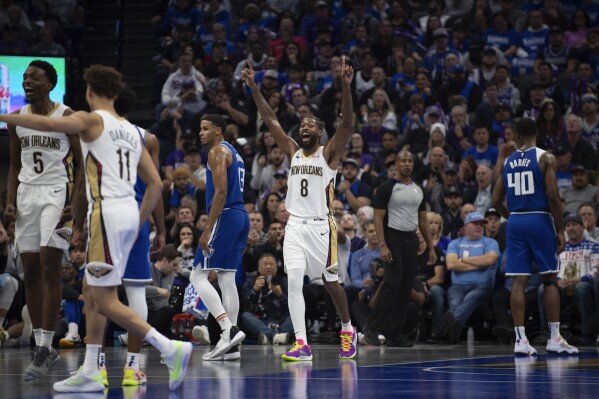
[[563, 164, 599, 214], [463, 127, 499, 168], [554, 142, 575, 192], [337, 159, 373, 213], [437, 64, 483, 114], [580, 94, 599, 150], [430, 162, 460, 214], [537, 212, 599, 345], [442, 211, 500, 343], [483, 13, 521, 60], [563, 114, 597, 170], [536, 25, 576, 75], [270, 169, 289, 200], [163, 135, 198, 183], [302, 1, 342, 47], [442, 185, 465, 239], [475, 46, 499, 91], [233, 41, 268, 86], [515, 81, 547, 119], [464, 164, 494, 216], [424, 27, 461, 88], [427, 121, 458, 164], [578, 202, 599, 242], [305, 36, 337, 83], [536, 98, 565, 150], [484, 208, 506, 252], [493, 64, 521, 113]]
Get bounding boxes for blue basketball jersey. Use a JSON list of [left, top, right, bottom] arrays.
[[132, 125, 147, 203], [205, 141, 245, 212], [502, 147, 549, 213]]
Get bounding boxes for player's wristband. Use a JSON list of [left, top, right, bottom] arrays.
[[379, 242, 387, 248]]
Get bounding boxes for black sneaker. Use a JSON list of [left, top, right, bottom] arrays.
[[439, 312, 454, 339], [492, 325, 515, 341], [362, 326, 381, 346], [448, 320, 463, 344], [202, 325, 245, 360], [224, 344, 241, 361], [386, 337, 413, 347]]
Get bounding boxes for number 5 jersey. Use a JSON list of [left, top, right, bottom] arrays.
[[16, 102, 73, 185]]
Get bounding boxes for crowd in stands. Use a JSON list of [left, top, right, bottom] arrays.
[[2, 0, 599, 348]]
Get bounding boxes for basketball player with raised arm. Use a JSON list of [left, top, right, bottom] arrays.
[[0, 65, 192, 392], [4, 60, 86, 381], [492, 118, 578, 356], [243, 56, 358, 361], [189, 114, 248, 361]]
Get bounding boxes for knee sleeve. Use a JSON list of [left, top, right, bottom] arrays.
[[124, 282, 148, 321]]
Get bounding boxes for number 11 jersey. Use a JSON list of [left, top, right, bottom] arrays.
[[81, 110, 142, 204], [502, 147, 549, 213], [286, 146, 337, 219]]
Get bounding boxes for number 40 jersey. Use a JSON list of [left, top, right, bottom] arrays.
[[16, 102, 73, 185], [287, 146, 337, 220], [503, 147, 549, 213]]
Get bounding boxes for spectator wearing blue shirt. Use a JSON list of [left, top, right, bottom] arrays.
[[161, 0, 201, 36], [442, 212, 500, 343], [463, 127, 499, 168], [484, 12, 521, 60], [345, 220, 381, 305], [513, 9, 549, 75]]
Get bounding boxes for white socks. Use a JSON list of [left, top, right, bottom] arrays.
[[144, 328, 173, 355], [515, 326, 528, 342], [126, 352, 140, 370], [40, 330, 54, 349], [341, 321, 353, 333], [82, 344, 101, 374], [549, 322, 560, 341], [33, 328, 42, 346]]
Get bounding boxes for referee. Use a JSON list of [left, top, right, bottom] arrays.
[[364, 151, 437, 346]]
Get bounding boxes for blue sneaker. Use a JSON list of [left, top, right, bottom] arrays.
[[282, 339, 313, 361]]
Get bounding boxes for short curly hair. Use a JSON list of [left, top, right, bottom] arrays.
[[83, 64, 123, 100]]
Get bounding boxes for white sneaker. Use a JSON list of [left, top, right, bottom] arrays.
[[358, 332, 365, 345], [162, 341, 193, 390], [273, 332, 289, 345], [378, 334, 387, 345], [514, 339, 537, 356], [546, 336, 578, 355], [192, 325, 210, 345], [59, 332, 82, 348], [202, 326, 245, 360], [203, 345, 241, 361], [257, 332, 269, 345], [53, 368, 105, 392]]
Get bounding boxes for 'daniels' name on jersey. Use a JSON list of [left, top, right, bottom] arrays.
[[290, 165, 323, 177], [19, 135, 61, 150], [109, 128, 138, 149]]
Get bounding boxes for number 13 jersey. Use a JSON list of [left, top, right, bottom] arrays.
[[286, 146, 337, 219], [16, 102, 72, 185], [502, 147, 549, 213], [81, 110, 142, 204]]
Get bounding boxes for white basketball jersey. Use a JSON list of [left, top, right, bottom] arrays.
[[81, 110, 143, 203], [16, 103, 73, 185], [286, 146, 337, 219]]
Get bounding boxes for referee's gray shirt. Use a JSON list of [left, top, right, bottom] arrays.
[[373, 179, 426, 232]]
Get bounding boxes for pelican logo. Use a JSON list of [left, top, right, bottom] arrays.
[[86, 264, 114, 278], [55, 227, 72, 242]]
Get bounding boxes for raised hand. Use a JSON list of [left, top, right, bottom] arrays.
[[241, 58, 256, 87], [340, 55, 354, 86]]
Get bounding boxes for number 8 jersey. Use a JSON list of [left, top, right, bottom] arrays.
[[81, 110, 142, 203], [16, 102, 73, 185], [287, 146, 337, 219], [502, 147, 549, 213]]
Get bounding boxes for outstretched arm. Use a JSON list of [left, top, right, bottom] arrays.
[[242, 60, 298, 160], [0, 111, 101, 136], [324, 56, 354, 168]]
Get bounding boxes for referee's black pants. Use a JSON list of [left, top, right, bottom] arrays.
[[367, 228, 419, 339]]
